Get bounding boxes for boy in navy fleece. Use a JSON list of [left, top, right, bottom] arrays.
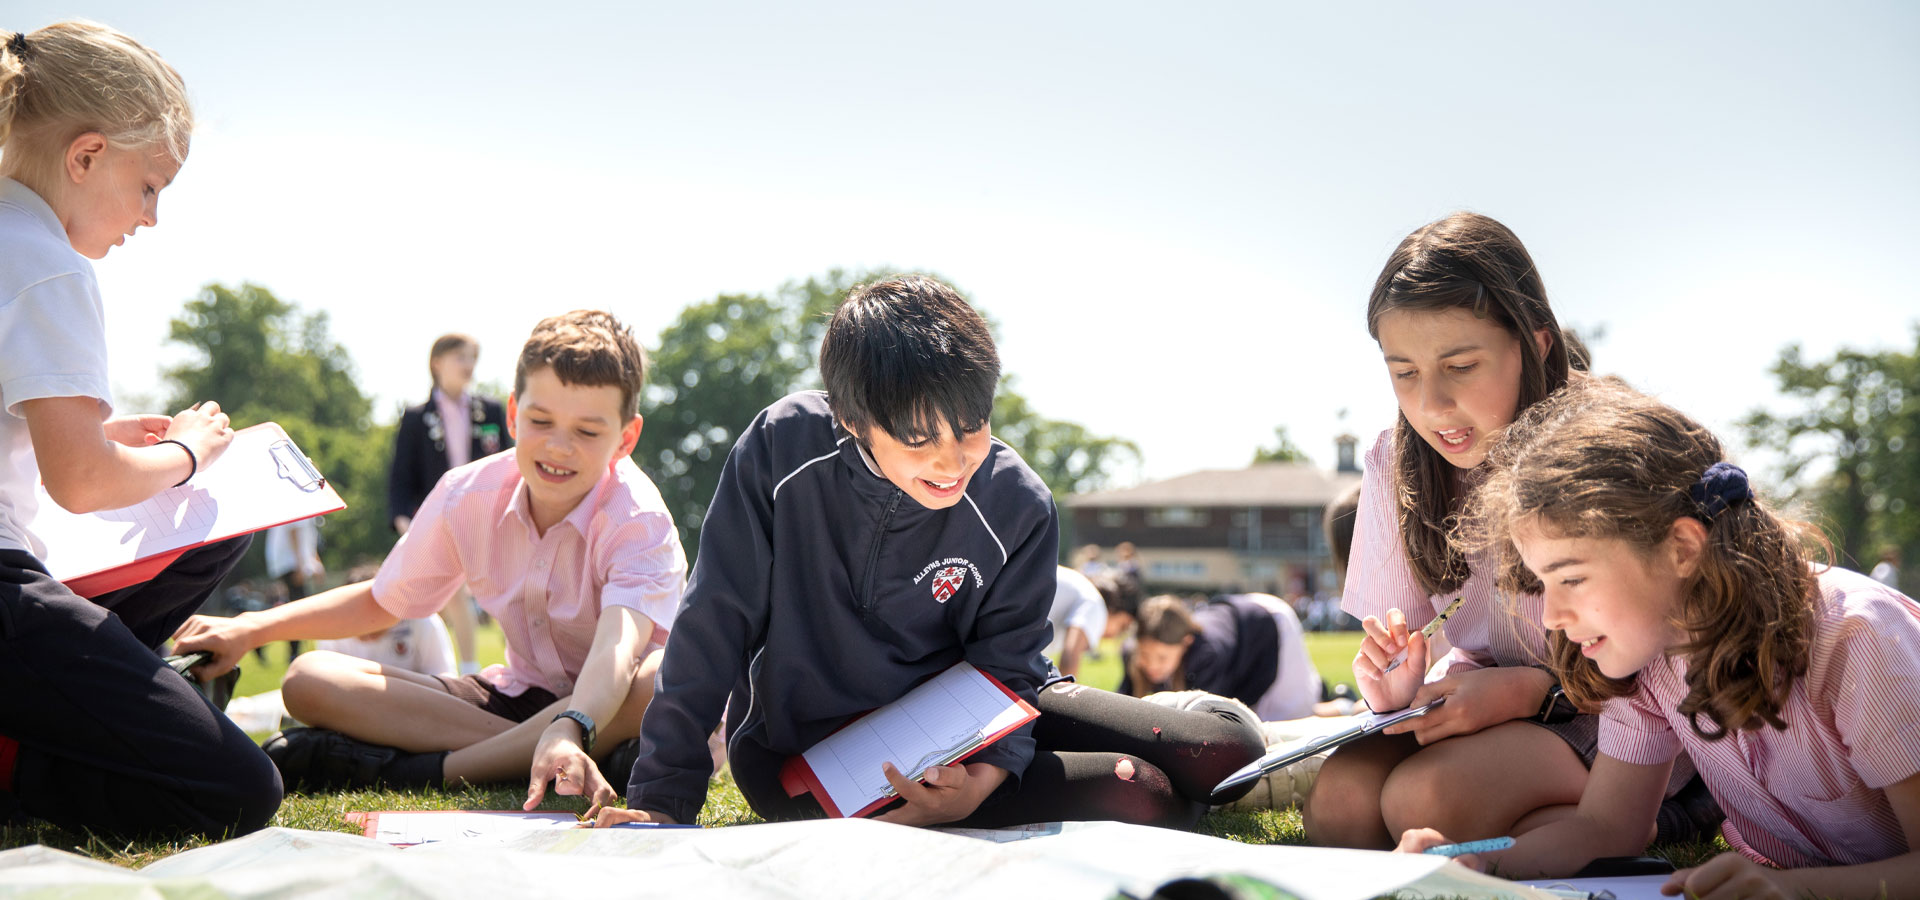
[[600, 276, 1261, 828]]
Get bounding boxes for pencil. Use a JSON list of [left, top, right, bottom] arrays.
[[1381, 596, 1463, 674]]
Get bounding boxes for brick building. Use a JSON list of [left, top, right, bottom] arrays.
[[1066, 436, 1361, 596]]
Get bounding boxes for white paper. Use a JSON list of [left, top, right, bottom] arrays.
[[32, 423, 343, 583], [802, 661, 1033, 816], [363, 811, 582, 846]]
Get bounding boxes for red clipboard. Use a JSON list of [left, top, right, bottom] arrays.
[[777, 662, 1039, 818], [33, 422, 345, 597]]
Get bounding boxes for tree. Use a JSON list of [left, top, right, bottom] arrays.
[[992, 378, 1140, 503], [640, 269, 1139, 558], [1253, 426, 1311, 464], [1741, 328, 1920, 576], [165, 283, 393, 570]]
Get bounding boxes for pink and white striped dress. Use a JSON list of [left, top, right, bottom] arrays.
[[1599, 566, 1920, 868]]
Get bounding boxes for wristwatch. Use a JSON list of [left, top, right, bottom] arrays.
[[1537, 683, 1580, 724], [552, 709, 597, 755]]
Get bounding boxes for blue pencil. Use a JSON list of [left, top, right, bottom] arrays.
[[1423, 836, 1515, 857]]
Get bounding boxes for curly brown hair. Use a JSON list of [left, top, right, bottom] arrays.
[[1366, 212, 1569, 598], [1467, 377, 1823, 741]]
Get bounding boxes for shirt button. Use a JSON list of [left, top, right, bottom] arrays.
[[555, 680, 572, 693], [534, 558, 548, 569], [531, 617, 545, 628]]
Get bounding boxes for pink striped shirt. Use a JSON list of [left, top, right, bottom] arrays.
[[372, 451, 687, 698], [1599, 567, 1920, 868], [1343, 429, 1552, 676]]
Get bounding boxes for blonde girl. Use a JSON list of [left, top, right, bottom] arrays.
[[0, 22, 279, 838]]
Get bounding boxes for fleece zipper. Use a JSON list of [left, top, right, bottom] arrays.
[[857, 490, 902, 617]]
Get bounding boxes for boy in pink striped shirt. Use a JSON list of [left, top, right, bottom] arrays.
[[174, 311, 685, 813], [1398, 378, 1920, 900]]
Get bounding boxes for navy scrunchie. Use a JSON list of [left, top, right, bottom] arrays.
[[1688, 461, 1752, 520], [6, 32, 26, 60]]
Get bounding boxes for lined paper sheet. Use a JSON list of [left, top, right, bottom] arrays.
[[32, 423, 344, 585], [801, 662, 1036, 817]]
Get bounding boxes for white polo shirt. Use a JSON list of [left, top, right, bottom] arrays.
[[0, 177, 112, 557], [1046, 565, 1109, 661]]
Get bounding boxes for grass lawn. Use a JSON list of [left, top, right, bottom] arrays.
[[1, 623, 1726, 872]]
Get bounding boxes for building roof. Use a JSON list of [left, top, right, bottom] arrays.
[[1067, 462, 1362, 509]]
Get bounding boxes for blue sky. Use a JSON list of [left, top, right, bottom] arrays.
[[15, 1, 1919, 484]]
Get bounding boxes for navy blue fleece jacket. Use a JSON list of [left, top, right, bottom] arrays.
[[626, 391, 1057, 823], [1118, 595, 1280, 707]]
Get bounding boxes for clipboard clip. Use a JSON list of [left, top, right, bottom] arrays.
[[269, 440, 327, 492]]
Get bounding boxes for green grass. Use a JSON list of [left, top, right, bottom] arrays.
[[3, 623, 1726, 872]]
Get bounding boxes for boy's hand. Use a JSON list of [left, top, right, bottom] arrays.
[[1662, 853, 1793, 899], [167, 401, 236, 470], [1394, 827, 1486, 872], [588, 807, 678, 828], [873, 761, 1006, 827], [101, 414, 172, 447], [1384, 666, 1551, 744], [169, 614, 259, 680], [525, 725, 618, 817], [1355, 608, 1426, 712]]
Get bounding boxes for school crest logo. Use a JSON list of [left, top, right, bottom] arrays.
[[914, 556, 983, 603], [930, 567, 967, 603]]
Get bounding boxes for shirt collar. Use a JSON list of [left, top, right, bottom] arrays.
[[497, 459, 614, 537], [0, 177, 69, 243], [432, 387, 469, 411]]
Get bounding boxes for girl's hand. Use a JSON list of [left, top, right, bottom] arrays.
[[588, 807, 679, 828], [1383, 666, 1551, 744], [168, 401, 236, 469], [102, 414, 172, 447], [1662, 853, 1792, 899], [169, 613, 259, 680], [873, 762, 1006, 827], [1355, 608, 1426, 712], [524, 723, 617, 818], [1393, 827, 1487, 872]]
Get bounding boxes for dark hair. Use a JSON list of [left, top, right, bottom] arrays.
[[1471, 377, 1822, 740], [1366, 212, 1569, 597], [428, 333, 477, 384], [514, 310, 648, 419], [1092, 573, 1140, 619], [819, 275, 998, 443], [1324, 480, 1362, 578]]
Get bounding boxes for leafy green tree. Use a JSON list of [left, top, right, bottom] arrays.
[[164, 283, 392, 570], [1742, 329, 1920, 577], [641, 269, 1138, 559], [1253, 425, 1311, 464], [992, 378, 1140, 504]]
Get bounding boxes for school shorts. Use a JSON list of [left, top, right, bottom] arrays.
[[432, 673, 560, 723]]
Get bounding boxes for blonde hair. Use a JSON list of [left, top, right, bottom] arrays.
[[0, 21, 192, 183]]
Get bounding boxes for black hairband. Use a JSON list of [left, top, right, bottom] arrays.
[[1688, 461, 1752, 520], [6, 32, 26, 60]]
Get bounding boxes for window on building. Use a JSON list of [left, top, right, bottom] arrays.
[[1147, 506, 1209, 527], [1149, 560, 1207, 579], [1097, 509, 1128, 528]]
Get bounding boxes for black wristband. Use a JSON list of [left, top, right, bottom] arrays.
[[157, 438, 197, 487], [552, 709, 597, 755], [1538, 682, 1581, 724]]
